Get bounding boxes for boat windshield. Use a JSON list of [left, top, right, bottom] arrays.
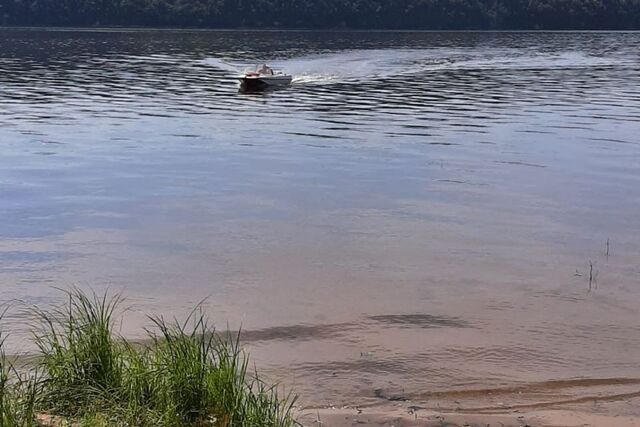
[[257, 64, 274, 75]]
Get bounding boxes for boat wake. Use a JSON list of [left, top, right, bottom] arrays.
[[204, 48, 625, 87]]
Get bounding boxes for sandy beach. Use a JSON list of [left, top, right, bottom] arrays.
[[291, 375, 640, 426], [299, 395, 640, 426]]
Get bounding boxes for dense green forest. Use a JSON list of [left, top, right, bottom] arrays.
[[1, 0, 639, 29]]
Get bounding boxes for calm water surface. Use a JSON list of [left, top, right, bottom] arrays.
[[1, 29, 640, 408]]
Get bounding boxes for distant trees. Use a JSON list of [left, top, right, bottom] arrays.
[[1, 0, 639, 29]]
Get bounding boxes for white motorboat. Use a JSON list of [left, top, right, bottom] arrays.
[[237, 64, 292, 90]]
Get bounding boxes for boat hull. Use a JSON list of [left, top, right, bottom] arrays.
[[238, 75, 292, 91]]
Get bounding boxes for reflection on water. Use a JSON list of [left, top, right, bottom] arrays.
[[1, 29, 640, 407]]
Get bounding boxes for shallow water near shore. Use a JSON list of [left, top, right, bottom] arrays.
[[1, 29, 640, 412]]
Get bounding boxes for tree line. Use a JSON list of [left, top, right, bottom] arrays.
[[1, 0, 639, 29]]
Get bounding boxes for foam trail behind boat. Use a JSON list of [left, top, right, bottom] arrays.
[[204, 48, 622, 87]]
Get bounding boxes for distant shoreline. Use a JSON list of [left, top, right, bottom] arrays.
[[2, 26, 640, 32], [3, 0, 640, 32]]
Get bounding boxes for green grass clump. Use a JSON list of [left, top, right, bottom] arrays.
[[0, 289, 299, 427], [33, 290, 123, 416], [0, 311, 38, 427]]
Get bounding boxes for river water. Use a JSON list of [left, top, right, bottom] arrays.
[[1, 29, 639, 409]]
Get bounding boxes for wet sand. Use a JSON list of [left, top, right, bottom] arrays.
[[298, 392, 640, 426], [300, 406, 640, 427]]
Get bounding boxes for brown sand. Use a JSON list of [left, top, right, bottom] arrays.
[[297, 392, 640, 426]]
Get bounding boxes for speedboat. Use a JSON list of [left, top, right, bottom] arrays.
[[237, 64, 292, 91]]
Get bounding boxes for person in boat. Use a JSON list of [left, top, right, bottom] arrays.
[[258, 64, 274, 75]]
